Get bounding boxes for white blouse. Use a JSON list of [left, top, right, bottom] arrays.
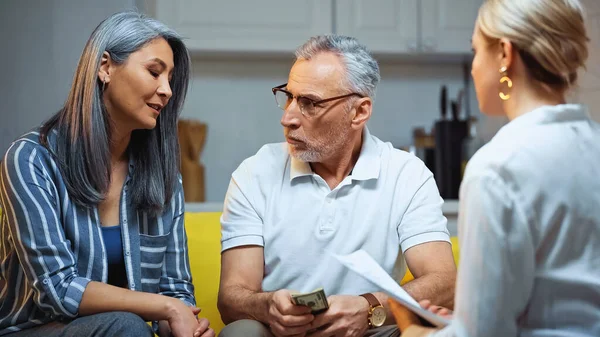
[[434, 104, 600, 337]]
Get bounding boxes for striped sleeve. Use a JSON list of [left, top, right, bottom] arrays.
[[0, 141, 91, 318], [157, 176, 195, 306]]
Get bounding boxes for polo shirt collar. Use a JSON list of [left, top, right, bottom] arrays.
[[289, 127, 381, 181]]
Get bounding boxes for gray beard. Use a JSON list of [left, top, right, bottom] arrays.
[[288, 128, 351, 163], [289, 145, 325, 162], [286, 109, 354, 163]]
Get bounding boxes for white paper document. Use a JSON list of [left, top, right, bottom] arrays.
[[333, 249, 451, 328]]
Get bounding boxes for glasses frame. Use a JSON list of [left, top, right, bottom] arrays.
[[271, 83, 364, 118]]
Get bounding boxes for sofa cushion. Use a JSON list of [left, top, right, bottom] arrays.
[[185, 212, 225, 333]]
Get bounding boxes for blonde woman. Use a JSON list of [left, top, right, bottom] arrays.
[[393, 0, 600, 336]]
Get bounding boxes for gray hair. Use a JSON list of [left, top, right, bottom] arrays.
[[41, 10, 190, 213], [295, 35, 380, 99]]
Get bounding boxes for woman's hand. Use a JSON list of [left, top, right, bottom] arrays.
[[419, 300, 453, 319], [158, 306, 215, 337], [165, 299, 202, 337], [388, 299, 421, 331], [190, 307, 215, 337], [388, 300, 438, 337]]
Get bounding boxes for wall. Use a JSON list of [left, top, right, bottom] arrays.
[[2, 1, 597, 202], [0, 0, 136, 155], [183, 56, 490, 201]]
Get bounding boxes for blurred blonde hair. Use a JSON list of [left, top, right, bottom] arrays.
[[477, 0, 589, 89]]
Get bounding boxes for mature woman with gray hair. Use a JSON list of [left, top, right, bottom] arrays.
[[0, 11, 213, 337]]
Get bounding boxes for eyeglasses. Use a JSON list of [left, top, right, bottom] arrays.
[[271, 83, 364, 118]]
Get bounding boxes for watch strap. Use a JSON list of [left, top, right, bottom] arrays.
[[360, 293, 382, 309]]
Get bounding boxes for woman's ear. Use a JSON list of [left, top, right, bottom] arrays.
[[498, 38, 514, 72], [98, 51, 112, 83]]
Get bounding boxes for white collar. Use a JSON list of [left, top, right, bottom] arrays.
[[290, 127, 381, 182], [495, 104, 590, 139]]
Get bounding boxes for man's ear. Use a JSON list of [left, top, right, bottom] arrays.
[[351, 97, 372, 130], [98, 51, 112, 83]]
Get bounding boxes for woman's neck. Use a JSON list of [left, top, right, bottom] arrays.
[[504, 83, 567, 121], [110, 127, 131, 165]]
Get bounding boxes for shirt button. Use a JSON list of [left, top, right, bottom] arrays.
[[42, 279, 50, 285], [125, 251, 131, 256], [123, 219, 128, 224], [130, 283, 135, 288]]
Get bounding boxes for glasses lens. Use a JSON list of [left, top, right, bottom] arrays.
[[274, 90, 292, 110], [297, 97, 315, 117]]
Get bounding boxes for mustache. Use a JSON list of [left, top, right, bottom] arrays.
[[284, 129, 306, 142]]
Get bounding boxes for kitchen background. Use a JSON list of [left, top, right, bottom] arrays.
[[1, 0, 599, 203]]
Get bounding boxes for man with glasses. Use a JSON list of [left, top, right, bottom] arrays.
[[217, 35, 456, 337]]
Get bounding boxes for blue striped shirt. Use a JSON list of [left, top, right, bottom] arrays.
[[0, 130, 195, 335]]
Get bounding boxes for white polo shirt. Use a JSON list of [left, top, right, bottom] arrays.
[[221, 127, 450, 295]]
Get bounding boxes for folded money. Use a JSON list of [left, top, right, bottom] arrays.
[[291, 288, 329, 314]]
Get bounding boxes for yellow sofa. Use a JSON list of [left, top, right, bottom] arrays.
[[0, 209, 458, 335], [184, 212, 460, 335]]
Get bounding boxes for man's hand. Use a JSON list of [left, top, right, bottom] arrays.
[[419, 300, 453, 319], [267, 289, 315, 337], [306, 295, 369, 337]]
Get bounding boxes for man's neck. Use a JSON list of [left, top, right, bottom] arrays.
[[310, 132, 363, 190]]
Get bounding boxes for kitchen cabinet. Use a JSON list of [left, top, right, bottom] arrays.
[[147, 0, 480, 55], [337, 0, 480, 54], [335, 0, 419, 53], [577, 0, 600, 122], [152, 0, 333, 52], [420, 0, 482, 53]]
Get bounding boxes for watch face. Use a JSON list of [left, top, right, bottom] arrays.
[[371, 306, 386, 327]]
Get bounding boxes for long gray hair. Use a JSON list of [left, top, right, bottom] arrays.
[[40, 11, 190, 213], [295, 35, 380, 99]]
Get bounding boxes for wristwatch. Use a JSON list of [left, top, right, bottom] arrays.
[[360, 293, 386, 329]]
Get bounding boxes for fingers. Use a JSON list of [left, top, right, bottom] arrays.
[[197, 317, 210, 330], [200, 328, 215, 337], [303, 323, 335, 337], [419, 300, 453, 318], [388, 299, 421, 331], [190, 306, 202, 315], [270, 320, 313, 336], [438, 308, 452, 317], [270, 305, 314, 326], [429, 305, 441, 313], [308, 312, 333, 331], [192, 317, 210, 337], [428, 305, 453, 318], [276, 298, 313, 316]]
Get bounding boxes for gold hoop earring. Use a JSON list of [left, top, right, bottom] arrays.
[[498, 66, 512, 101]]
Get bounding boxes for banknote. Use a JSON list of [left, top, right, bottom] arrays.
[[291, 288, 329, 314]]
